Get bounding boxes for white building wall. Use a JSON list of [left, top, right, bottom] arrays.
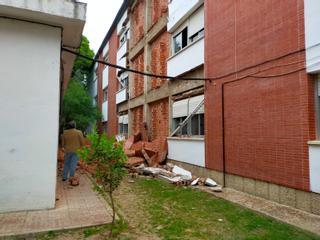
[[304, 0, 320, 73], [102, 67, 109, 89], [168, 0, 203, 33], [308, 142, 320, 193], [0, 19, 61, 212], [102, 101, 108, 122], [167, 137, 205, 167], [167, 37, 204, 77]]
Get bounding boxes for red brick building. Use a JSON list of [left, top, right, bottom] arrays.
[[89, 0, 320, 214]]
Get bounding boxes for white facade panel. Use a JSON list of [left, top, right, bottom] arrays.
[[167, 137, 205, 167], [93, 78, 98, 97], [102, 101, 108, 122], [304, 0, 320, 73], [308, 143, 320, 193], [102, 67, 109, 89], [116, 88, 128, 104], [117, 11, 128, 35], [103, 42, 109, 58], [117, 42, 128, 63], [168, 37, 204, 77], [117, 55, 126, 69], [168, 0, 203, 33], [0, 19, 61, 212]]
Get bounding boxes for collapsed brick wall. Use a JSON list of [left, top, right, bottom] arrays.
[[151, 0, 168, 26], [149, 98, 169, 147], [150, 31, 169, 89], [131, 106, 144, 134], [131, 0, 145, 47], [131, 52, 145, 98], [204, 0, 315, 191]]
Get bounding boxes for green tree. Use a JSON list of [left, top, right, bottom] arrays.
[[78, 127, 127, 237], [61, 35, 99, 131], [72, 36, 95, 86], [62, 80, 100, 132]]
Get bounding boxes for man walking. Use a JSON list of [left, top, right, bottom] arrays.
[[61, 121, 85, 183]]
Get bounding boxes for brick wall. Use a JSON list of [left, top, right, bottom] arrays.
[[131, 106, 144, 133], [151, 0, 168, 26], [149, 98, 169, 143], [131, 52, 144, 98], [150, 31, 169, 89], [204, 0, 315, 191], [131, 0, 145, 47], [107, 30, 118, 136]]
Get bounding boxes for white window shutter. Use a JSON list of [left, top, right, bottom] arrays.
[[172, 99, 188, 118], [188, 95, 204, 114]]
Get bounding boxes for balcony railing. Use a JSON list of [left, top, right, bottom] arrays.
[[102, 101, 108, 122], [116, 88, 128, 104], [102, 67, 109, 89], [167, 37, 204, 77], [167, 137, 205, 167]]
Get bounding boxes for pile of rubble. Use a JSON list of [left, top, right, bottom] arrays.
[[124, 129, 168, 168], [127, 163, 222, 191], [123, 132, 222, 191]]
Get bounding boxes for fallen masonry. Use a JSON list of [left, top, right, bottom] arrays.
[[123, 131, 222, 191]]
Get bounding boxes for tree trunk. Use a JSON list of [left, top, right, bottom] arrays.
[[109, 189, 115, 238]]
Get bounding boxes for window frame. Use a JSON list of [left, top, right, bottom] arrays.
[[172, 113, 204, 137], [173, 27, 188, 54]]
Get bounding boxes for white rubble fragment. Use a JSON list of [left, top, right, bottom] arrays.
[[159, 175, 182, 183], [142, 167, 162, 175], [209, 185, 223, 192], [172, 166, 192, 180], [205, 178, 217, 187], [191, 178, 200, 186]]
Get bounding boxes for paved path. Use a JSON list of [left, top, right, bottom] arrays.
[[0, 173, 112, 238], [200, 186, 320, 236]]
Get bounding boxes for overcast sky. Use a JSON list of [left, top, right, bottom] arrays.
[[80, 0, 123, 53]]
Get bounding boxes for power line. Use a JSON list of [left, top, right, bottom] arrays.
[[61, 47, 306, 82]]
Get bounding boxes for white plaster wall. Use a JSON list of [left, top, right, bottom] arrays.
[[117, 42, 128, 63], [304, 0, 320, 73], [167, 138, 205, 167], [102, 101, 108, 122], [116, 88, 127, 104], [309, 144, 320, 193], [167, 37, 204, 77], [168, 0, 203, 33], [0, 19, 61, 212], [102, 67, 109, 90]]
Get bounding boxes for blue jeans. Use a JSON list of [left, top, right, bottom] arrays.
[[63, 152, 79, 180]]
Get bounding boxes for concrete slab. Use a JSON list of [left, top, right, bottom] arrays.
[[0, 173, 112, 238]]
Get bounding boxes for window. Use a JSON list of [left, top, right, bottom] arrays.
[[119, 76, 129, 91], [189, 28, 204, 43], [173, 114, 204, 136], [118, 114, 129, 137], [172, 95, 204, 137], [103, 87, 108, 102], [173, 27, 188, 53], [119, 29, 129, 47]]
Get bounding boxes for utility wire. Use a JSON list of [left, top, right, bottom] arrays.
[[62, 47, 306, 82]]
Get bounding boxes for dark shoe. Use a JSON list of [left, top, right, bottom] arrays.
[[62, 178, 67, 182]]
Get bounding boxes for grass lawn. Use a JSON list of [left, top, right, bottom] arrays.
[[32, 177, 320, 240], [133, 178, 320, 240]]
